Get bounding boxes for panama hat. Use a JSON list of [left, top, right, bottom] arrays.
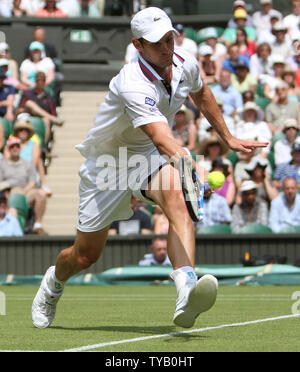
[[13, 120, 35, 138]]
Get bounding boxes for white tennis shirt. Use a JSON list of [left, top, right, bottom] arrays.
[[75, 47, 203, 160]]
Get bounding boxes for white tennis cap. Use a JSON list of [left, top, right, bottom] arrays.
[[131, 7, 178, 43]]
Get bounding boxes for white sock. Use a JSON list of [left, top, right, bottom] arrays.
[[170, 266, 197, 295], [33, 222, 42, 229], [47, 267, 64, 293]]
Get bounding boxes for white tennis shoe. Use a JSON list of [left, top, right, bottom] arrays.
[[32, 266, 63, 329], [173, 274, 218, 328]]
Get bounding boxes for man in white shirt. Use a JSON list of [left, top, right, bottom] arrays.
[[174, 24, 198, 58], [252, 0, 282, 36], [32, 7, 268, 330], [274, 118, 300, 166], [283, 0, 300, 37]]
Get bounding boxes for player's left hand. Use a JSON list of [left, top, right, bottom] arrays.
[[227, 137, 269, 154]]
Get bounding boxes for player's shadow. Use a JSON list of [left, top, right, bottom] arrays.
[[51, 325, 208, 341]]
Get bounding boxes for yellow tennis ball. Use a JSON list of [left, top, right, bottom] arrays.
[[207, 171, 225, 190]]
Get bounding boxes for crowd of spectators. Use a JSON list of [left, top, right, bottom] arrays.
[[1, 0, 300, 246], [0, 23, 64, 236]]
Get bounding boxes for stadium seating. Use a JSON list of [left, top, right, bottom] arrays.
[[28, 117, 46, 149], [8, 192, 29, 233], [278, 226, 300, 234], [197, 224, 232, 234], [0, 117, 13, 150], [238, 224, 273, 234]]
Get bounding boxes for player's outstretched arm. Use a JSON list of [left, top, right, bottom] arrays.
[[190, 84, 269, 153]]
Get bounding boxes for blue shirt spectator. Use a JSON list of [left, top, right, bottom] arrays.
[[222, 55, 250, 74], [273, 142, 300, 189], [139, 237, 171, 266], [211, 69, 243, 116], [196, 192, 232, 229], [269, 177, 300, 233], [0, 193, 23, 237]]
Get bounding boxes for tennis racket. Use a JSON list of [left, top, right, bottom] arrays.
[[179, 156, 205, 223]]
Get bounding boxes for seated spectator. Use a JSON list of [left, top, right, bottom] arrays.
[[58, 0, 84, 16], [252, 0, 282, 36], [174, 24, 198, 58], [198, 27, 227, 63], [222, 44, 250, 74], [211, 157, 236, 207], [17, 71, 63, 147], [198, 97, 236, 139], [281, 68, 300, 102], [283, 0, 300, 38], [0, 136, 48, 235], [223, 9, 257, 47], [235, 27, 257, 58], [227, 1, 255, 29], [197, 135, 230, 173], [152, 205, 169, 235], [20, 41, 55, 90], [139, 237, 171, 266], [256, 10, 282, 45], [0, 42, 19, 82], [273, 142, 300, 190], [0, 1, 12, 17], [235, 90, 265, 121], [35, 0, 68, 18], [230, 59, 257, 94], [0, 68, 15, 123], [0, 192, 23, 237], [0, 58, 27, 91], [234, 150, 272, 190], [196, 189, 232, 230], [172, 105, 197, 153], [286, 39, 300, 71], [68, 0, 101, 17], [274, 118, 300, 166], [270, 21, 292, 61], [249, 42, 273, 81], [198, 45, 220, 85], [262, 54, 287, 102], [3, 118, 52, 196], [20, 0, 45, 16], [269, 177, 300, 232], [12, 0, 27, 17], [109, 196, 153, 235], [231, 180, 269, 233], [244, 157, 278, 205], [235, 102, 272, 157], [265, 80, 300, 134], [211, 69, 243, 117]]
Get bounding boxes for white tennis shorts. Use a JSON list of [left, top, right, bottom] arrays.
[[77, 148, 167, 232]]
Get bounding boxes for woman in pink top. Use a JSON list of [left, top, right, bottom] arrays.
[[35, 0, 67, 18]]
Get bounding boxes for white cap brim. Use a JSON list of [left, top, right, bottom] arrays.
[[142, 24, 178, 43]]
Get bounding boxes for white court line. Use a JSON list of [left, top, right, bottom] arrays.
[[0, 314, 299, 353], [61, 314, 300, 352]]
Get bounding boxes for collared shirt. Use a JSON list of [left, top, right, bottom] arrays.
[[211, 84, 243, 116], [139, 253, 172, 266], [196, 193, 232, 228], [76, 48, 203, 159], [269, 193, 300, 233], [274, 137, 300, 166], [19, 88, 56, 116], [274, 160, 300, 184], [231, 199, 269, 233], [0, 158, 37, 188], [0, 214, 23, 237]]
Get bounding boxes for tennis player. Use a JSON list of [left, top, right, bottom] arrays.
[[32, 7, 268, 329]]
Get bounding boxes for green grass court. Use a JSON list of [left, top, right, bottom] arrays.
[[0, 285, 300, 352]]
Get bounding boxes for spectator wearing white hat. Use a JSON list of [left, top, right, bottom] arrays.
[[273, 142, 300, 189], [0, 42, 19, 83], [270, 21, 292, 60], [172, 104, 197, 153], [199, 27, 227, 64], [198, 44, 220, 85], [274, 118, 300, 166], [231, 180, 269, 233], [252, 0, 282, 36], [262, 54, 287, 101], [235, 102, 272, 157]]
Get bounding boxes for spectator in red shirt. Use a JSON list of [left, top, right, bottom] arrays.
[[18, 71, 63, 146], [35, 0, 67, 18]]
